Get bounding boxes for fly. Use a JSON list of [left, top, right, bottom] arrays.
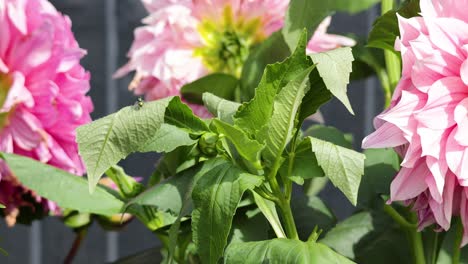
[[134, 97, 144, 110]]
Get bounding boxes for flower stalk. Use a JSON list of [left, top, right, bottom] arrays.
[[381, 0, 401, 107]]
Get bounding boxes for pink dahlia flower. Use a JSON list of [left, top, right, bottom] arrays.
[[362, 0, 468, 245], [0, 0, 93, 225], [115, 0, 355, 116]]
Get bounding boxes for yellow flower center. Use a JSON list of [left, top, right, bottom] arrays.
[[0, 73, 12, 131], [194, 6, 265, 77]]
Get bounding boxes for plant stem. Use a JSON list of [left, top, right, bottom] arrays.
[[278, 199, 299, 240], [453, 218, 463, 264], [64, 228, 87, 264], [430, 232, 439, 264], [383, 204, 416, 229], [266, 154, 298, 239], [381, 0, 401, 107], [384, 205, 425, 264], [408, 225, 426, 264]]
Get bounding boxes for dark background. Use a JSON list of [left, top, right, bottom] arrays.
[[0, 1, 384, 263]]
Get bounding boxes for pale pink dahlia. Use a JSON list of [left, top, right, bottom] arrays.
[[362, 0, 468, 245], [115, 0, 355, 115], [0, 0, 93, 225]]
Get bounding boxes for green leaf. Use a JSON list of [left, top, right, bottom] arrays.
[[330, 0, 380, 14], [235, 31, 312, 138], [77, 97, 172, 192], [181, 73, 238, 104], [167, 159, 228, 260], [252, 192, 287, 238], [202, 93, 241, 125], [282, 0, 330, 51], [320, 211, 411, 263], [358, 148, 399, 208], [292, 195, 337, 241], [304, 125, 353, 149], [298, 70, 333, 122], [310, 47, 355, 114], [280, 137, 323, 185], [127, 168, 194, 215], [192, 162, 263, 264], [105, 165, 144, 198], [149, 145, 197, 186], [367, 0, 420, 53], [212, 119, 264, 170], [282, 0, 379, 51], [225, 239, 355, 264], [261, 66, 314, 166], [229, 209, 270, 244], [436, 221, 468, 264], [139, 124, 195, 153], [309, 137, 365, 205], [240, 31, 291, 101], [1, 153, 124, 216], [164, 96, 210, 133], [0, 203, 4, 209]]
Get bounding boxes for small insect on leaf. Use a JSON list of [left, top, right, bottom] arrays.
[[134, 97, 144, 110]]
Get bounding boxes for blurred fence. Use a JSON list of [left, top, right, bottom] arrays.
[[0, 1, 383, 263]]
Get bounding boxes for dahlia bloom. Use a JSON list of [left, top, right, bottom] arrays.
[[115, 0, 355, 115], [362, 0, 468, 245], [0, 0, 93, 225]]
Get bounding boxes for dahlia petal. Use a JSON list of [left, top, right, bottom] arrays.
[[390, 161, 428, 201], [0, 58, 8, 73], [6, 1, 27, 35], [426, 156, 448, 204], [460, 59, 468, 86], [454, 98, 468, 146], [380, 90, 425, 135], [1, 72, 33, 112], [362, 122, 406, 149], [9, 109, 42, 150]]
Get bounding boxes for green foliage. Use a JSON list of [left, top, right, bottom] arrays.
[[30, 23, 367, 263], [192, 161, 263, 264], [212, 120, 264, 170], [309, 137, 365, 205], [139, 124, 196, 153], [282, 0, 380, 50], [225, 239, 355, 263], [321, 211, 412, 263], [76, 97, 172, 192], [1, 153, 124, 216], [304, 125, 353, 149], [368, 0, 421, 53], [281, 137, 323, 185], [240, 32, 291, 100], [358, 149, 399, 208], [235, 31, 312, 137], [181, 73, 238, 104], [292, 195, 337, 241], [310, 48, 355, 114], [202, 93, 241, 124], [77, 97, 207, 192], [164, 96, 210, 133], [261, 66, 314, 165]]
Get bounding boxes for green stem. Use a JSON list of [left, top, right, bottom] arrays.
[[408, 225, 426, 264], [383, 204, 416, 229], [266, 154, 298, 239], [430, 232, 439, 264], [278, 199, 299, 240], [381, 0, 401, 107], [384, 205, 425, 264], [453, 218, 463, 264]]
